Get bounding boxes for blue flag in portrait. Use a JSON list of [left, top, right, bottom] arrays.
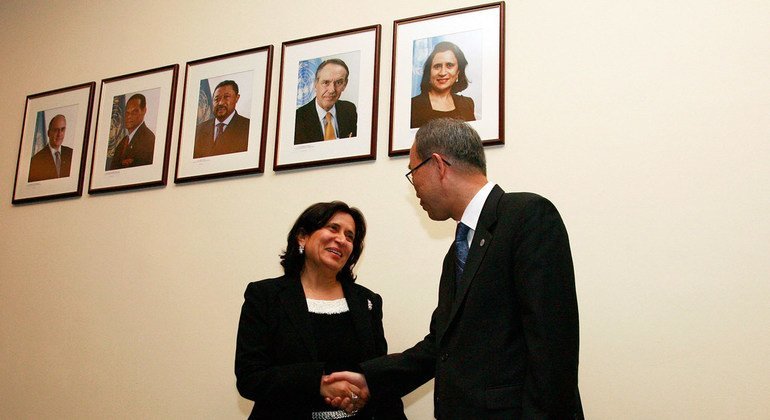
[[105, 95, 126, 170], [198, 79, 213, 124], [32, 111, 47, 155], [297, 58, 322, 107]]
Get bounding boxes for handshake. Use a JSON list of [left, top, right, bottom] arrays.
[[319, 371, 369, 414]]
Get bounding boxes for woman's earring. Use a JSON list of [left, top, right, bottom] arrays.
[[299, 245, 304, 254]]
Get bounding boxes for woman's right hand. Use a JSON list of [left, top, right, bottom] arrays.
[[320, 376, 368, 413]]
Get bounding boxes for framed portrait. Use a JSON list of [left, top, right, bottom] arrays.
[[175, 46, 273, 183], [389, 2, 505, 155], [274, 25, 381, 171], [88, 64, 179, 194], [12, 82, 96, 204]]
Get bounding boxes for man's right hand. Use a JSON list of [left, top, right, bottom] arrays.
[[323, 371, 370, 413]]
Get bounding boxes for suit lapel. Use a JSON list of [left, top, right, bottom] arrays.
[[305, 100, 324, 138], [275, 278, 377, 360], [342, 282, 376, 357], [435, 251, 458, 345], [337, 104, 351, 138], [444, 185, 504, 338], [43, 150, 57, 176], [278, 276, 318, 360], [61, 148, 72, 177]]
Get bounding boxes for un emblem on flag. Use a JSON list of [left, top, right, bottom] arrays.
[[296, 59, 321, 107], [107, 96, 126, 160], [198, 88, 212, 124]]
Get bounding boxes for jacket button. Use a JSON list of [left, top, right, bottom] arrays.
[[441, 353, 448, 361]]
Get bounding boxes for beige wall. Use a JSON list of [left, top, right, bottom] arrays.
[[1, 0, 769, 418]]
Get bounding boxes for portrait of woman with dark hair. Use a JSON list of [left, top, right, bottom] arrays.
[[410, 41, 476, 128]]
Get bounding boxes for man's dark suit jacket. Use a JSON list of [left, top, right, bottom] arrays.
[[235, 275, 405, 419], [28, 146, 73, 182], [108, 122, 155, 170], [193, 112, 250, 158], [294, 99, 357, 144], [362, 186, 582, 419]]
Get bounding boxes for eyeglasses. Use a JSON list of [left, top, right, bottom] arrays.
[[405, 155, 451, 185]]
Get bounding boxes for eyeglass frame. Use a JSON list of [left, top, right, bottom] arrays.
[[405, 154, 452, 185]]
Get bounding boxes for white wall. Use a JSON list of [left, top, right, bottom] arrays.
[[1, 0, 769, 418]]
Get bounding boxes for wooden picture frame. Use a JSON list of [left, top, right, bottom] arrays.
[[88, 64, 179, 194], [175, 46, 273, 183], [12, 82, 95, 204], [389, 2, 505, 155], [274, 25, 381, 171]]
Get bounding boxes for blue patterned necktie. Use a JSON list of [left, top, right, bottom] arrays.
[[454, 222, 471, 285]]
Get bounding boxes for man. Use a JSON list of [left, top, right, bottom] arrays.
[[294, 58, 357, 144], [108, 94, 155, 170], [28, 114, 73, 182], [327, 118, 583, 419], [193, 80, 250, 158]]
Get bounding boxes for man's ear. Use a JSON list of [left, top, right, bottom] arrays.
[[433, 153, 450, 178]]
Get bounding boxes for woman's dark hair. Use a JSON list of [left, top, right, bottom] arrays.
[[419, 41, 470, 95], [280, 201, 366, 284]]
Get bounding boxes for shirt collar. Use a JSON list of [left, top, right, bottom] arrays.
[[126, 122, 143, 141], [215, 111, 236, 126], [315, 100, 336, 120], [459, 182, 495, 231]]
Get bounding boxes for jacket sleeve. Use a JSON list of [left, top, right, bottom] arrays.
[[512, 195, 580, 418], [234, 282, 324, 409], [361, 303, 438, 400], [365, 291, 408, 419]]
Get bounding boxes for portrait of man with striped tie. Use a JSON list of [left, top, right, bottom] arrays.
[[294, 58, 358, 144], [193, 79, 251, 158], [28, 114, 73, 182]]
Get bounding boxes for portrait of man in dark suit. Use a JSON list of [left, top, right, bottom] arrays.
[[294, 58, 357, 144], [108, 93, 155, 170], [28, 114, 72, 182], [193, 80, 250, 158]]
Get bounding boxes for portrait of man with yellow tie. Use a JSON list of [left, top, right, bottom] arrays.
[[294, 58, 358, 144]]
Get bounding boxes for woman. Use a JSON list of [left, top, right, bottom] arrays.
[[410, 41, 476, 128], [235, 201, 406, 419]]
